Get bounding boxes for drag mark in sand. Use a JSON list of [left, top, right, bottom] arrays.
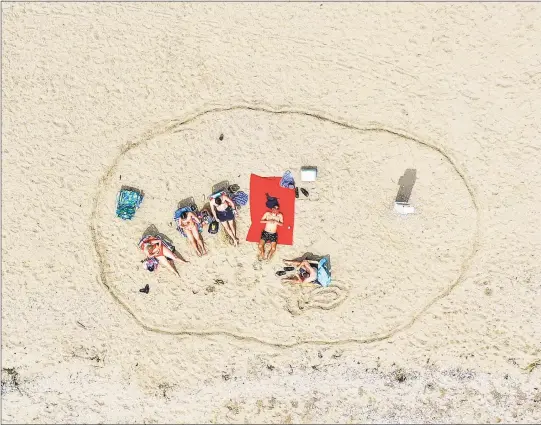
[[90, 103, 481, 347]]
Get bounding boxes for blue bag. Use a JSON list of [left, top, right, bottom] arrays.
[[280, 170, 295, 189], [231, 191, 249, 206]]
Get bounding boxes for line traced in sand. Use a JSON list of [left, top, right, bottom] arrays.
[[90, 103, 481, 347]]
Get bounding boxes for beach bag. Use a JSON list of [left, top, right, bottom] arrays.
[[317, 257, 332, 287], [199, 209, 214, 226], [231, 191, 249, 206], [279, 170, 295, 189], [143, 257, 159, 272], [116, 189, 144, 220], [208, 221, 219, 234]]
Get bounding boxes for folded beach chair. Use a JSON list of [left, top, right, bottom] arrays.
[[116, 188, 144, 220]]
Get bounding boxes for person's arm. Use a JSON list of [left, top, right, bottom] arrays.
[[222, 194, 236, 211], [300, 260, 313, 270], [260, 213, 272, 224], [209, 200, 218, 221], [189, 212, 201, 225], [275, 213, 284, 226]]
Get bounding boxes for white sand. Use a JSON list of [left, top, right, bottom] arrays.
[[2, 3, 541, 423]]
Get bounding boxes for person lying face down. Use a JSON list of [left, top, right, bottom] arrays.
[[281, 258, 318, 284], [210, 192, 239, 246], [258, 204, 283, 261]]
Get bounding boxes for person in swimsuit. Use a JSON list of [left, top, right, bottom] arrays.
[[177, 211, 207, 257], [258, 204, 283, 261], [210, 192, 239, 246], [140, 236, 188, 277], [281, 258, 317, 284]]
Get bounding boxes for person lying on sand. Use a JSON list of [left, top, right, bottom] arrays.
[[210, 192, 239, 246], [280, 258, 318, 284], [140, 236, 188, 277], [177, 211, 208, 257], [258, 204, 283, 261]]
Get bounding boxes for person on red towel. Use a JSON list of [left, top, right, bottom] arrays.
[[258, 203, 283, 261]]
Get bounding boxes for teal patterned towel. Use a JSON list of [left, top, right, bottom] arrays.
[[116, 189, 144, 220]]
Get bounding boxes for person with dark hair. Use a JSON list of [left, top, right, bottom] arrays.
[[177, 210, 207, 257], [258, 203, 283, 261], [210, 192, 239, 246], [280, 259, 317, 284], [139, 236, 188, 277]]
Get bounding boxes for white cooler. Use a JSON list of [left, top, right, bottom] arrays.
[[394, 202, 415, 214], [301, 166, 318, 182]]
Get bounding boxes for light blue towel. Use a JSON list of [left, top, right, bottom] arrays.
[[279, 170, 295, 189], [317, 257, 332, 287]]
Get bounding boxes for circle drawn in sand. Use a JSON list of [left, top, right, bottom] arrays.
[[91, 105, 480, 347]]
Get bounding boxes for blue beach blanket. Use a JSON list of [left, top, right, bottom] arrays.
[[116, 189, 144, 220]]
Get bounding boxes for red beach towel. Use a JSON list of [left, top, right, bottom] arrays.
[[246, 174, 295, 245]]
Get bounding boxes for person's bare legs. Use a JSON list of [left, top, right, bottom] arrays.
[[157, 256, 180, 277], [267, 242, 278, 260], [162, 245, 189, 263], [186, 232, 201, 257], [222, 221, 237, 246], [191, 228, 207, 255], [281, 275, 302, 284], [230, 220, 239, 243], [257, 240, 266, 260]]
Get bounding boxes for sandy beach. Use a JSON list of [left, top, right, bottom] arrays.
[[2, 3, 541, 423]]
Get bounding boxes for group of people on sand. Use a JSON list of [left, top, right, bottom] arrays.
[[173, 191, 241, 257], [139, 191, 295, 280], [140, 227, 316, 285]]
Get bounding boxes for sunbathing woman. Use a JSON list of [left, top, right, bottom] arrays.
[[281, 258, 318, 284], [210, 192, 239, 246], [258, 204, 283, 261], [177, 210, 208, 257], [140, 236, 188, 277]]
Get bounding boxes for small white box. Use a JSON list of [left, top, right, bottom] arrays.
[[301, 167, 317, 182], [394, 202, 415, 214]]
